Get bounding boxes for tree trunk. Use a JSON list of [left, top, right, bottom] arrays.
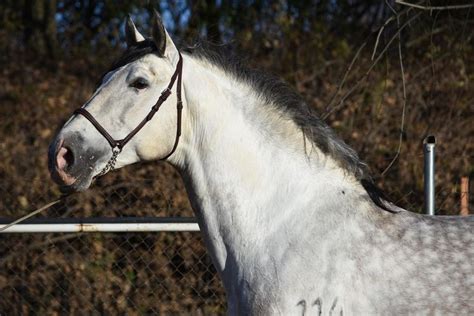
[[23, 0, 58, 58]]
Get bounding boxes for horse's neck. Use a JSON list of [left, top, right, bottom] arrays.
[[172, 55, 371, 275]]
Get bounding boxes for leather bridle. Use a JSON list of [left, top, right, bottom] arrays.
[[73, 52, 183, 177]]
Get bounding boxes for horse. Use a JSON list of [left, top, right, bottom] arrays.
[[48, 12, 473, 315]]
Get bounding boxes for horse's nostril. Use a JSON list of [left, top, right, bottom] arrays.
[[57, 146, 75, 171]]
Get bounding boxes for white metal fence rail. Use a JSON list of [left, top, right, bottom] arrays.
[[0, 217, 200, 233]]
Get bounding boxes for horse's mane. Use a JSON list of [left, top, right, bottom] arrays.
[[104, 39, 396, 213], [184, 44, 368, 175]]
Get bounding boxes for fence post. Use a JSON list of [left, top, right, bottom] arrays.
[[460, 176, 469, 216], [423, 136, 436, 215]]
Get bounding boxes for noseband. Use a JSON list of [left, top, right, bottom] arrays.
[[74, 53, 183, 177]]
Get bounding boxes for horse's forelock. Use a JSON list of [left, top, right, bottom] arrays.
[[96, 39, 159, 87]]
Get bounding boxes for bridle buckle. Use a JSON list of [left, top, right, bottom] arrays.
[[112, 146, 122, 154], [159, 88, 172, 102]]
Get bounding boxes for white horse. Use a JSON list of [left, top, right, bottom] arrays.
[[48, 13, 473, 315]]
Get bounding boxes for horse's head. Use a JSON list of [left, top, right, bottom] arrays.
[[48, 12, 183, 192]]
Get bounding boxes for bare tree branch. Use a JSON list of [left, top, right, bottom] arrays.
[[396, 1, 474, 11], [382, 3, 408, 176], [325, 41, 367, 113], [323, 12, 421, 120], [372, 15, 396, 60]]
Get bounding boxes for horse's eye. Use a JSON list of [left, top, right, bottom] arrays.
[[129, 78, 149, 90]]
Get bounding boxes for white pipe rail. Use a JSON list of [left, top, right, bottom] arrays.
[[0, 217, 200, 233]]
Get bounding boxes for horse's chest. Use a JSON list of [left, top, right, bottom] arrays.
[[229, 256, 358, 315]]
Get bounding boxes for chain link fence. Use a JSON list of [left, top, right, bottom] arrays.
[[1, 232, 225, 314], [0, 164, 227, 315]]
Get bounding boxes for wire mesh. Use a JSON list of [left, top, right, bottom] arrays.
[[0, 232, 225, 315], [0, 163, 227, 314]]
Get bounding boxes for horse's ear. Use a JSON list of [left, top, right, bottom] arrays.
[[125, 15, 145, 47], [151, 10, 179, 63]]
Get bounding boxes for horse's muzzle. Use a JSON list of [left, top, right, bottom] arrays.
[[48, 132, 102, 192]]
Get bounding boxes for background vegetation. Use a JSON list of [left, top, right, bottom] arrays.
[[0, 0, 472, 314]]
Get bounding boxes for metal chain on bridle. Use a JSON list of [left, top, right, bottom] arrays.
[[74, 52, 184, 177], [96, 147, 121, 177]]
